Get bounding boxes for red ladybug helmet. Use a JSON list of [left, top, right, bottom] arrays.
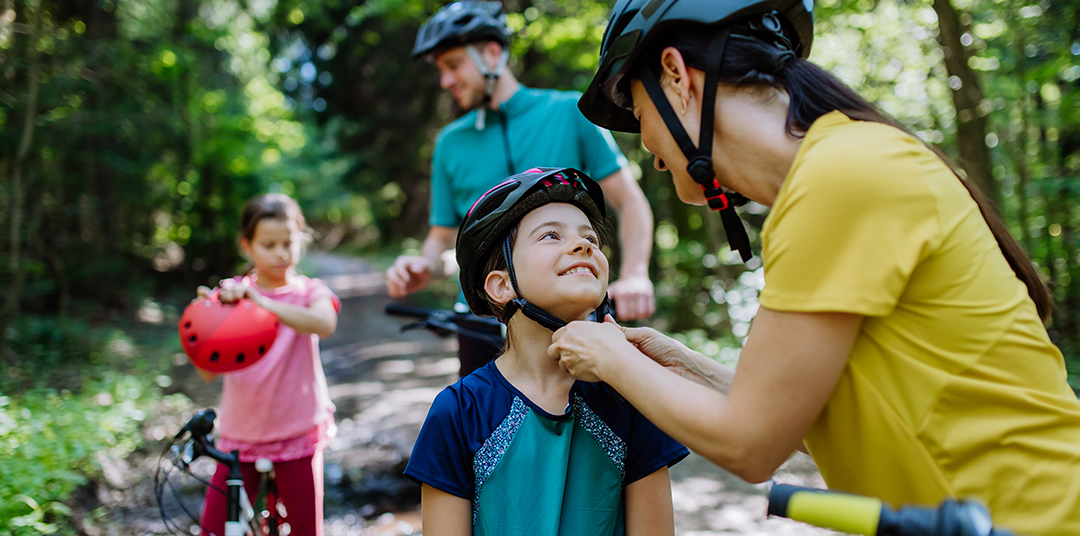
[[178, 291, 280, 373]]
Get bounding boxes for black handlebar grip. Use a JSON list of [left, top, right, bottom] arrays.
[[385, 303, 435, 319]]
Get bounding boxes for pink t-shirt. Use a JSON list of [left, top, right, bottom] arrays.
[[217, 274, 339, 449]]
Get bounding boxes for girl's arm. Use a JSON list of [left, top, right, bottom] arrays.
[[625, 466, 675, 536], [252, 296, 337, 338], [421, 484, 471, 536], [552, 307, 860, 483], [219, 284, 338, 338], [194, 367, 219, 383]]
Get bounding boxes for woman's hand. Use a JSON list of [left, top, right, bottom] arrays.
[[621, 325, 697, 380], [549, 315, 638, 382]]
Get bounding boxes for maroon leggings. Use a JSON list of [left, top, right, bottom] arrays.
[[199, 450, 324, 536]]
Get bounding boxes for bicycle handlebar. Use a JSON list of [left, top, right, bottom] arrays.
[[768, 484, 1016, 536], [176, 409, 240, 468], [384, 303, 436, 319], [385, 303, 504, 345]]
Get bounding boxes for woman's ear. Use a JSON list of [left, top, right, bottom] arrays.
[[239, 237, 253, 258], [659, 47, 694, 109], [484, 270, 516, 305]]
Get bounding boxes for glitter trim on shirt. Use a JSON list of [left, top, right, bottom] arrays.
[[472, 396, 528, 520], [573, 393, 627, 479]]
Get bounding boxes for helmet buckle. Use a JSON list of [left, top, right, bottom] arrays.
[[687, 157, 714, 184]]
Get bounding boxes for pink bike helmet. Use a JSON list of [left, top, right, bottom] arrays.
[[178, 291, 280, 373]]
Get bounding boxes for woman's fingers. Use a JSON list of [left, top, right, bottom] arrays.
[[603, 314, 622, 325], [623, 325, 659, 345]]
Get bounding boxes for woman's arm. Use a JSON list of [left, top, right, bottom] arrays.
[[421, 484, 472, 536], [552, 307, 860, 483], [625, 466, 675, 536], [622, 322, 735, 394]]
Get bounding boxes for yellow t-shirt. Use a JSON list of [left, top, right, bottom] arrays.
[[759, 111, 1080, 535]]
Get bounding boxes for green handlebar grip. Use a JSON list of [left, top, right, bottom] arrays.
[[769, 484, 885, 535]]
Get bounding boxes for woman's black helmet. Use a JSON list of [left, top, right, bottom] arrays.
[[577, 0, 814, 263], [412, 1, 513, 58], [579, 0, 813, 133], [456, 168, 611, 331]]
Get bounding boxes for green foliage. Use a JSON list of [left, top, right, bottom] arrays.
[[3, 0, 1080, 377], [0, 313, 178, 534], [0, 378, 152, 535]]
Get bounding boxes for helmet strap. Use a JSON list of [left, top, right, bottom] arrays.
[[638, 30, 752, 262], [466, 43, 510, 130], [498, 234, 613, 332]]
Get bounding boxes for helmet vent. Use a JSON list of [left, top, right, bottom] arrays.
[[641, 0, 665, 19]]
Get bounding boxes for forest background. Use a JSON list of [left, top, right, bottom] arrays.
[[1, 0, 1078, 532]]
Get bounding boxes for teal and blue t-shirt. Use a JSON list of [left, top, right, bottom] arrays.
[[429, 86, 628, 228], [405, 361, 688, 535]]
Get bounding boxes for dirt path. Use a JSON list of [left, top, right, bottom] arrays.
[[87, 252, 833, 535]]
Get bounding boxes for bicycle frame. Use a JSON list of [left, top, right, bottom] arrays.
[[158, 409, 280, 536]]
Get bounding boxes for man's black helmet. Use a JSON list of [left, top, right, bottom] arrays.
[[579, 0, 814, 133], [456, 168, 609, 330], [412, 1, 513, 58]]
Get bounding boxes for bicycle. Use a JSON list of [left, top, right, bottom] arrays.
[[155, 409, 286, 536], [767, 483, 1018, 536]]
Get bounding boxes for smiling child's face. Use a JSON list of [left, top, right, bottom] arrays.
[[506, 203, 609, 321]]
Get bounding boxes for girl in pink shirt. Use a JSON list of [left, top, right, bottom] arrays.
[[191, 193, 340, 536]]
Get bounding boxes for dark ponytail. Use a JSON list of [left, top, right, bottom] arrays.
[[634, 25, 1053, 321]]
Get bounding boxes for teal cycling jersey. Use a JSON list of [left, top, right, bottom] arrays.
[[405, 361, 688, 535], [430, 86, 627, 228]]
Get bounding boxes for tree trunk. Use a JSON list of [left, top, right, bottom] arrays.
[[931, 0, 1000, 210], [1013, 100, 1033, 256], [0, 0, 43, 365]]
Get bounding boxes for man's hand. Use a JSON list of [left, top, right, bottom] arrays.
[[386, 256, 436, 298], [608, 275, 656, 321]]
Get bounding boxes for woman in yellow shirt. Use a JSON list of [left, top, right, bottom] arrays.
[[551, 0, 1080, 534]]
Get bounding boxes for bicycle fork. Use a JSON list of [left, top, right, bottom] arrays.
[[256, 458, 283, 536], [224, 450, 253, 536]]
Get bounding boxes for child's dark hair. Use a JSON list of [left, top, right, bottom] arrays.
[[239, 193, 309, 275]]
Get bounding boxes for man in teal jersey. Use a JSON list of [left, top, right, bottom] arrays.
[[386, 1, 656, 376]]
